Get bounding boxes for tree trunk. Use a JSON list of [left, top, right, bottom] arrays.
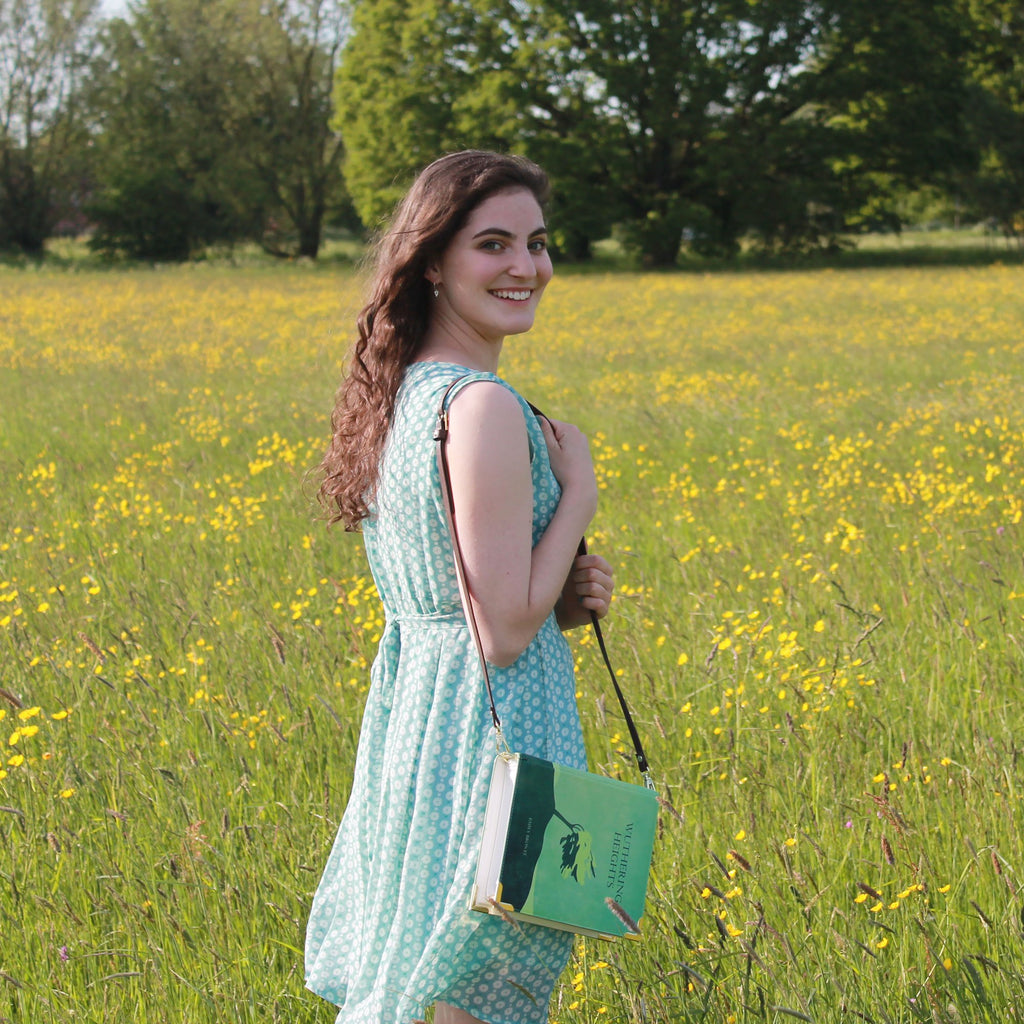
[[0, 152, 49, 254], [296, 214, 321, 259]]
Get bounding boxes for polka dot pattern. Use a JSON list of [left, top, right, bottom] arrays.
[[305, 362, 586, 1024]]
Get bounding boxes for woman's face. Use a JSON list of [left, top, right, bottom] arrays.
[[429, 188, 553, 346]]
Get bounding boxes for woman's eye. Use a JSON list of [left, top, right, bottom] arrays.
[[528, 238, 548, 253], [480, 239, 505, 251]]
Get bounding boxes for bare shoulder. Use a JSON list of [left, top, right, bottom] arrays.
[[446, 380, 529, 468], [447, 379, 524, 435]]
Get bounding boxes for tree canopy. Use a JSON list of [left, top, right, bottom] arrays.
[[334, 0, 980, 264], [85, 0, 352, 260], [1, 0, 1022, 260], [0, 0, 99, 252]]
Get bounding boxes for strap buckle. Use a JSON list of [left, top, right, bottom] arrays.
[[494, 726, 513, 761], [433, 408, 449, 443]]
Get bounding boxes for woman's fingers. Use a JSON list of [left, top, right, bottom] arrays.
[[571, 554, 614, 615], [573, 554, 613, 584], [540, 416, 596, 504]]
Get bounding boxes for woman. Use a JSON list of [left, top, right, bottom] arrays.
[[306, 151, 614, 1024]]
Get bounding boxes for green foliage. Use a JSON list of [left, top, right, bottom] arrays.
[[0, 0, 99, 253], [86, 164, 238, 262], [86, 0, 352, 261], [818, 2, 975, 178], [331, 0, 436, 230], [224, 0, 353, 258], [6, 0, 1024, 263], [333, 0, 508, 231], [0, 143, 50, 253], [334, 0, 979, 266], [85, 1, 266, 259], [957, 0, 1024, 239]]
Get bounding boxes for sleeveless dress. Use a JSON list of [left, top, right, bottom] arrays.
[[305, 361, 587, 1024]]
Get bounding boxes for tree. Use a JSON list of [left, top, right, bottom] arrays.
[[959, 0, 1024, 241], [333, 0, 495, 232], [0, 0, 98, 253], [86, 0, 262, 259], [224, 0, 352, 258], [811, 2, 976, 227], [333, 0, 620, 254], [87, 0, 352, 260], [527, 0, 846, 261], [335, 0, 975, 265], [515, 0, 976, 261]]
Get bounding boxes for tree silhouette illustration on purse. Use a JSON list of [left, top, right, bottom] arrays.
[[497, 758, 601, 911], [555, 812, 596, 884]]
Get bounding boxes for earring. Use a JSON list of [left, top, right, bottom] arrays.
[[433, 284, 440, 299]]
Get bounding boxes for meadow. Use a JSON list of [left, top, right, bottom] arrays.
[[1, 260, 1023, 1024]]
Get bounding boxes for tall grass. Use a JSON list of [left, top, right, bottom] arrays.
[[1, 262, 1022, 1023]]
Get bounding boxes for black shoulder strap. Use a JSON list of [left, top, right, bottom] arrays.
[[434, 377, 655, 790]]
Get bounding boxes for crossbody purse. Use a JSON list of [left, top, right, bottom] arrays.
[[434, 377, 658, 940]]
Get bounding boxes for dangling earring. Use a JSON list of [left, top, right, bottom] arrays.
[[433, 284, 440, 299]]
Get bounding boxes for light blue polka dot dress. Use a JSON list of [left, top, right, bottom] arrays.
[[305, 362, 587, 1024]]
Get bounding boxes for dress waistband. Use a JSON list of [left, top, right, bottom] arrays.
[[386, 610, 466, 629]]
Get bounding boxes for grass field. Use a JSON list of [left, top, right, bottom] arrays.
[[1, 261, 1023, 1024]]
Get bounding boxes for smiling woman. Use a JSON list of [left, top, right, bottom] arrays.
[[305, 151, 615, 1024]]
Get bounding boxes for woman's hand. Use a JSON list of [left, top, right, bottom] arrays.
[[556, 552, 614, 630], [539, 416, 598, 521]]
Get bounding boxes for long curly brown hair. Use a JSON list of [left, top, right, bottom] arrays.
[[317, 151, 551, 529]]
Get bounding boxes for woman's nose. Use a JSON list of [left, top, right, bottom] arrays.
[[508, 244, 536, 277]]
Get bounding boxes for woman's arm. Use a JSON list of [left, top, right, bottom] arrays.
[[445, 382, 597, 667]]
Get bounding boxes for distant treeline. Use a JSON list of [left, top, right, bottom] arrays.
[[2, 0, 1022, 265]]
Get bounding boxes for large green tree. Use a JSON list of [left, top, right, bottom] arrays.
[[959, 0, 1024, 240], [516, 0, 974, 260], [88, 0, 350, 260], [0, 0, 98, 253], [334, 0, 975, 264], [225, 0, 352, 258], [87, 0, 265, 259], [332, 0, 619, 255], [333, 0, 505, 232], [516, 0, 855, 261]]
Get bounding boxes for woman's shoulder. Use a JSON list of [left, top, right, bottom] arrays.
[[404, 364, 545, 472], [406, 361, 526, 413]]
